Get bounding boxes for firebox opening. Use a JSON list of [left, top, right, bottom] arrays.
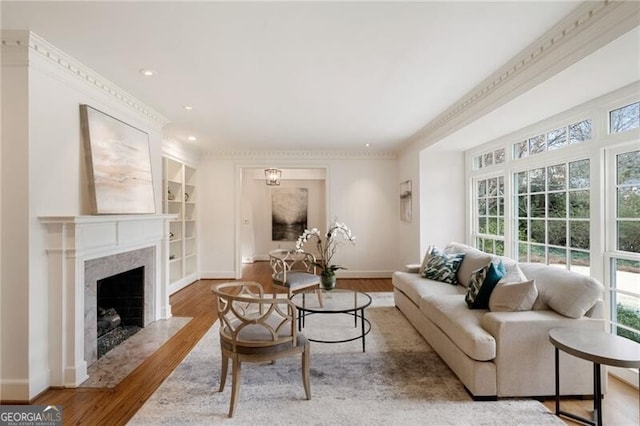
[[96, 266, 145, 359]]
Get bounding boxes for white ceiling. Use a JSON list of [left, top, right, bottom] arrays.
[[1, 1, 636, 153]]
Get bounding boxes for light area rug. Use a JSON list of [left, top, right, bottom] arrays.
[[128, 293, 562, 425]]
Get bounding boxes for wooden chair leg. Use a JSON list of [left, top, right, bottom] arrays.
[[229, 358, 241, 418], [219, 353, 229, 392], [302, 344, 311, 400]]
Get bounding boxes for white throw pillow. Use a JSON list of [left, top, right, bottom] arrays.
[[498, 263, 527, 284], [444, 242, 493, 288], [489, 279, 538, 312]]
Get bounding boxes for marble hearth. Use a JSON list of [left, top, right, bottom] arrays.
[[40, 214, 175, 388]]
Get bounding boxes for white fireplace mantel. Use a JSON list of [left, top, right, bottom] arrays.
[[40, 214, 176, 388]]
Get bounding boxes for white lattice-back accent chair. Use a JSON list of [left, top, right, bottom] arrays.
[[211, 281, 311, 418], [269, 249, 321, 297]]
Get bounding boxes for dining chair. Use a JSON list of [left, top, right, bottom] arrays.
[[269, 249, 321, 297], [211, 281, 311, 418]]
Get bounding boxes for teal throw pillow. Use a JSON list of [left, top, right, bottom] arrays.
[[466, 260, 505, 309], [422, 251, 465, 285]]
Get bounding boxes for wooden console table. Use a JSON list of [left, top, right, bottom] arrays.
[[549, 327, 640, 426]]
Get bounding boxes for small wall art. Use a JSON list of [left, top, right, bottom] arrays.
[[80, 105, 156, 214], [400, 180, 412, 223]]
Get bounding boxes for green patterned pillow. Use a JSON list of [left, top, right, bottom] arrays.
[[422, 250, 465, 284], [465, 264, 490, 307]]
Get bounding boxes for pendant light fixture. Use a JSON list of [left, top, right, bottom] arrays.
[[264, 168, 282, 186]]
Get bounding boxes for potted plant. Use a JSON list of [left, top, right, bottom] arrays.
[[296, 220, 356, 290]]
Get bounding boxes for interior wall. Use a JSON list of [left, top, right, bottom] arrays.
[[0, 32, 167, 400], [241, 172, 326, 261], [419, 146, 466, 251], [1, 50, 30, 401], [396, 143, 421, 267], [199, 156, 399, 279]]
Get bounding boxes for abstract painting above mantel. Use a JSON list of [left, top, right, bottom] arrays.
[[81, 105, 156, 214]]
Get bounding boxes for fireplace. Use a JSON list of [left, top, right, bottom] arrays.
[[96, 266, 144, 358], [84, 247, 155, 366], [40, 214, 175, 387]]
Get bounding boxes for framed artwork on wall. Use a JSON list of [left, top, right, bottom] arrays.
[[271, 187, 308, 241], [400, 180, 412, 222], [80, 105, 156, 214]]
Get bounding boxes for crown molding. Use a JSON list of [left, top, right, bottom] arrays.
[[1, 30, 170, 127], [405, 0, 640, 151], [200, 150, 397, 161], [161, 137, 201, 166]]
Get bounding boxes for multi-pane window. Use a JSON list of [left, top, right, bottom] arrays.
[[610, 149, 640, 343], [611, 258, 640, 343], [616, 150, 640, 254], [610, 102, 640, 134], [514, 159, 590, 273], [474, 176, 505, 255], [513, 119, 592, 159], [473, 148, 506, 170]]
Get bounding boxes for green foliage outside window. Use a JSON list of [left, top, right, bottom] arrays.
[[616, 303, 640, 343]]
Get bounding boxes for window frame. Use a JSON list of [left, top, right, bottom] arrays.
[[466, 83, 640, 387]]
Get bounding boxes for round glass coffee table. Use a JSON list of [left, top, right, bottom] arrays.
[[290, 289, 372, 352]]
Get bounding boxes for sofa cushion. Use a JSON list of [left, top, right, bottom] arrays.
[[392, 271, 463, 306], [519, 263, 604, 318], [445, 242, 493, 287], [422, 250, 465, 285], [420, 295, 496, 361], [489, 279, 538, 312], [466, 261, 505, 309]]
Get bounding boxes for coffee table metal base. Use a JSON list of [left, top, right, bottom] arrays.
[[298, 310, 371, 352], [554, 347, 602, 426]]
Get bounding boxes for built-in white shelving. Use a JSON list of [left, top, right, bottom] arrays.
[[163, 157, 198, 294]]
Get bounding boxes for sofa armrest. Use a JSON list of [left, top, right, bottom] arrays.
[[405, 263, 421, 273], [482, 310, 606, 396]]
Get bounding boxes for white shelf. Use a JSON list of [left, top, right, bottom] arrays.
[[163, 156, 198, 295]]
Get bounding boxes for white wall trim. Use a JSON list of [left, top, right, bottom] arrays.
[[200, 271, 237, 279], [1, 30, 169, 127], [338, 271, 393, 279], [200, 150, 397, 160], [0, 379, 30, 402], [162, 137, 201, 166], [405, 0, 640, 151]]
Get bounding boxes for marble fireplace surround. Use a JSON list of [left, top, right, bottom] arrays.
[[85, 247, 154, 366], [41, 214, 175, 388]]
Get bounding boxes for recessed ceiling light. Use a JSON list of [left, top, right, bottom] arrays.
[[187, 136, 197, 141], [365, 143, 371, 148], [184, 105, 193, 110], [139, 68, 156, 77]]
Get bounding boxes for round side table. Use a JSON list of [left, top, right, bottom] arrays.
[[549, 327, 640, 426]]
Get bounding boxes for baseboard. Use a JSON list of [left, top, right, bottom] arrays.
[[169, 275, 199, 295], [337, 270, 393, 279], [199, 271, 236, 279], [0, 378, 30, 402]]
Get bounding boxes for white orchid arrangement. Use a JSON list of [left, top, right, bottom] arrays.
[[296, 220, 356, 277]]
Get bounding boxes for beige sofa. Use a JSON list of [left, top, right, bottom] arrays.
[[393, 242, 606, 399]]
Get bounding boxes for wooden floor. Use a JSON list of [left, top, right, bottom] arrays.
[[30, 262, 637, 425]]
